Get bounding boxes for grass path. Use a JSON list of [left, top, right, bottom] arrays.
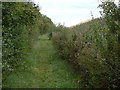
[[4, 34, 78, 88]]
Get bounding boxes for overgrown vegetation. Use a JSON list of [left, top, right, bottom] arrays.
[[3, 35, 78, 88], [2, 2, 55, 83], [52, 1, 120, 88], [2, 0, 120, 88]]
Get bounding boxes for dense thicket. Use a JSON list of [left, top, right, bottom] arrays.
[[52, 1, 120, 88], [2, 1, 120, 88], [2, 2, 55, 81]]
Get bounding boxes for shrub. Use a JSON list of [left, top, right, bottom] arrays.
[[2, 2, 55, 82]]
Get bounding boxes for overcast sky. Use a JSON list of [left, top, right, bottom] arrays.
[[33, 0, 119, 27]]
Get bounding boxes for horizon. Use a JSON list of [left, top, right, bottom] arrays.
[[34, 0, 119, 27]]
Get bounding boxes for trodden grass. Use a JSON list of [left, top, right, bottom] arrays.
[[3, 34, 79, 88]]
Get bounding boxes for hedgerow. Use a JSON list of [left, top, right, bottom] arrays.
[[52, 1, 120, 88], [2, 2, 55, 82]]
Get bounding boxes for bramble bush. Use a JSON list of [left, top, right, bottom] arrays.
[[52, 1, 120, 88]]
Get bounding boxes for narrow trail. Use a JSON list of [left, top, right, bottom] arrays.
[[4, 35, 78, 88]]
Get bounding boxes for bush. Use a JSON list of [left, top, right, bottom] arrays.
[[2, 2, 55, 82], [52, 11, 120, 88]]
